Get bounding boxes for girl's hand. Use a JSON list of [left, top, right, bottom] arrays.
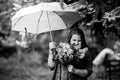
[[68, 65, 74, 73], [49, 42, 56, 50], [49, 42, 57, 57]]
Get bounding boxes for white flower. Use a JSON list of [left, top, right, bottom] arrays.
[[75, 47, 88, 59], [68, 65, 74, 72], [78, 53, 85, 59]]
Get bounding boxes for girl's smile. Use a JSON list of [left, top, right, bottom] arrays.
[[70, 34, 81, 49]]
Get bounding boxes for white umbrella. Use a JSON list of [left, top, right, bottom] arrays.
[[11, 2, 83, 41]]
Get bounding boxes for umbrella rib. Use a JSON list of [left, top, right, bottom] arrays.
[[12, 16, 24, 28], [37, 11, 43, 34]]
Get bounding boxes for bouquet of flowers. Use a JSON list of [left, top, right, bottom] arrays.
[[53, 42, 88, 64], [53, 43, 74, 64]]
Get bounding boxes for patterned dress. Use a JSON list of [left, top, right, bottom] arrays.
[[55, 63, 69, 80], [51, 52, 92, 80]]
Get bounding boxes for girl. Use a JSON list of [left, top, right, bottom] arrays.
[[48, 28, 92, 80]]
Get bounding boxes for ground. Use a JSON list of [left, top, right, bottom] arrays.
[[0, 52, 119, 80]]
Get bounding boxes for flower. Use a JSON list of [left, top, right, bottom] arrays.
[[74, 47, 88, 60], [54, 43, 74, 64], [53, 42, 88, 64]]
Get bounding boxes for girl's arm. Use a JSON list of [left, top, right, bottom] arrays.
[[47, 42, 56, 70], [68, 65, 89, 77], [73, 69, 89, 77], [93, 48, 114, 66], [68, 53, 92, 77]]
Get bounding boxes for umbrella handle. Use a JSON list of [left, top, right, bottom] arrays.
[[49, 30, 54, 42]]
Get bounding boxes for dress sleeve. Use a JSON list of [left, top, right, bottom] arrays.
[[84, 53, 93, 77]]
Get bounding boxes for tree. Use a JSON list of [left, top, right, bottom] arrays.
[[84, 0, 120, 46]]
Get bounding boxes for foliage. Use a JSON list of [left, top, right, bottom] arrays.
[[83, 0, 120, 46], [0, 0, 120, 58], [0, 1, 120, 80], [0, 0, 54, 58]]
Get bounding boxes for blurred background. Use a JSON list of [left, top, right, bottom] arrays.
[[0, 0, 120, 80]]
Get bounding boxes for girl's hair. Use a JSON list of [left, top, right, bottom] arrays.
[[67, 28, 88, 49]]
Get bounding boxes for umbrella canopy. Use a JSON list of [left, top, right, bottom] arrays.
[[11, 2, 83, 34]]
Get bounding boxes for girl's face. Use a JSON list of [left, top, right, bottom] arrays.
[[70, 34, 81, 49]]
